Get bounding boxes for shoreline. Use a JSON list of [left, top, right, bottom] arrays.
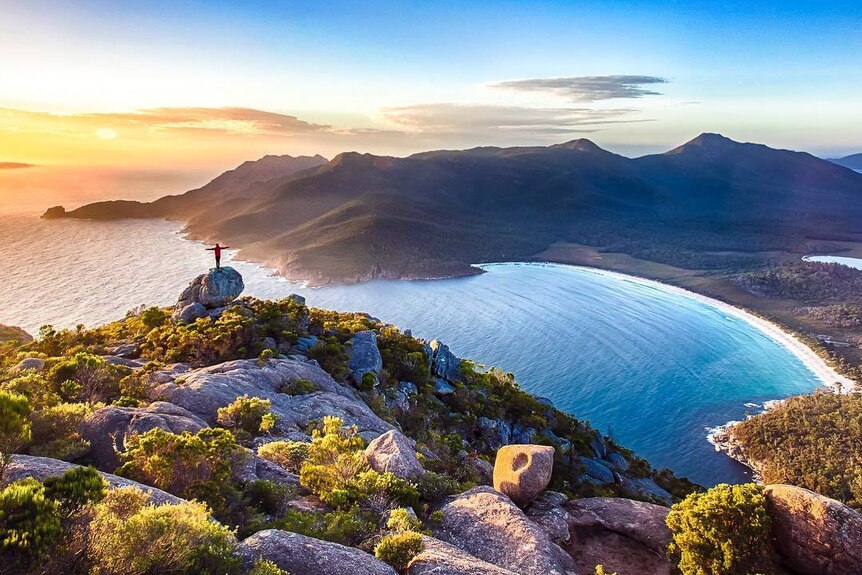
[[480, 261, 856, 393]]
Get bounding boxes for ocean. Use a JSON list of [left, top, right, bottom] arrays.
[[0, 213, 823, 486]]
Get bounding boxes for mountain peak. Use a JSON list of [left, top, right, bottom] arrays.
[[665, 133, 742, 156], [552, 138, 605, 153]]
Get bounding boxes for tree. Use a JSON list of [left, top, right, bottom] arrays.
[[0, 391, 32, 480], [666, 483, 777, 575]]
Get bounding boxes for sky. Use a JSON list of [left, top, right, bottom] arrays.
[[1, 0, 860, 211]]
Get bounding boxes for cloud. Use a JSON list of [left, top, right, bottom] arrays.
[[489, 75, 668, 102], [0, 162, 35, 169], [92, 107, 331, 136], [380, 103, 650, 135], [0, 106, 330, 138]]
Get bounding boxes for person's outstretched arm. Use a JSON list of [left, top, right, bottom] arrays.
[[206, 247, 215, 251]]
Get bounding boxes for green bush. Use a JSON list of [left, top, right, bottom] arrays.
[[258, 348, 277, 365], [258, 440, 310, 472], [216, 394, 277, 436], [299, 416, 367, 506], [0, 478, 62, 560], [387, 508, 421, 533], [88, 487, 239, 575], [29, 401, 99, 460], [117, 427, 237, 503], [249, 559, 289, 575], [48, 352, 121, 403], [0, 372, 58, 409], [666, 483, 777, 575], [274, 506, 376, 547], [43, 466, 108, 515], [279, 378, 316, 395], [360, 371, 378, 391], [0, 390, 32, 478], [242, 480, 291, 516], [374, 531, 423, 571]]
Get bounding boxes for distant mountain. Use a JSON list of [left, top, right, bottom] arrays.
[[829, 153, 862, 170], [43, 154, 328, 221], [44, 135, 862, 284]]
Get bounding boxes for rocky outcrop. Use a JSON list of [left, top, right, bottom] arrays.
[[365, 429, 425, 480], [434, 486, 576, 575], [150, 357, 393, 440], [347, 330, 383, 383], [765, 484, 862, 575], [408, 536, 519, 575], [0, 324, 33, 344], [578, 456, 615, 484], [172, 267, 244, 323], [238, 529, 397, 575], [79, 401, 208, 470], [565, 497, 671, 553], [426, 339, 462, 382], [11, 357, 46, 373], [5, 455, 181, 505], [493, 444, 554, 506], [618, 476, 672, 505]]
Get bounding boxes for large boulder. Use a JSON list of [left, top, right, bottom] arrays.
[[564, 497, 671, 553], [425, 339, 462, 382], [172, 267, 244, 322], [11, 357, 46, 373], [765, 484, 862, 575], [238, 529, 397, 575], [493, 444, 554, 506], [347, 330, 383, 383], [618, 476, 672, 505], [408, 535, 520, 575], [365, 429, 425, 480], [150, 357, 393, 440], [79, 401, 208, 471], [578, 456, 615, 484], [5, 455, 181, 505], [434, 486, 577, 575]]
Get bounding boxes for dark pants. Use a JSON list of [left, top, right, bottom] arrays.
[[215, 253, 221, 268]]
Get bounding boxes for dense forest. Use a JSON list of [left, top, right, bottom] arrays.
[[731, 390, 862, 508]]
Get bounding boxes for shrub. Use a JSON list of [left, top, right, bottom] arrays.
[[43, 466, 108, 515], [360, 371, 378, 391], [387, 508, 421, 533], [88, 487, 239, 575], [279, 378, 316, 395], [117, 427, 237, 503], [666, 483, 777, 575], [249, 559, 289, 575], [0, 479, 62, 560], [374, 531, 423, 571], [274, 506, 376, 547], [217, 395, 278, 436], [416, 471, 462, 503], [0, 391, 32, 479], [29, 401, 99, 460], [48, 352, 120, 403], [258, 348, 276, 365], [299, 416, 367, 507], [257, 440, 310, 472], [0, 372, 58, 409], [242, 480, 291, 516]]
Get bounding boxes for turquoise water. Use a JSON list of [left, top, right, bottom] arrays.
[[0, 215, 822, 486]]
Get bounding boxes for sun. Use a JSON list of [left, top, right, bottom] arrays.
[[95, 127, 118, 140]]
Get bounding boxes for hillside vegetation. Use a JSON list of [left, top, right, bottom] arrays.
[[730, 390, 862, 508]]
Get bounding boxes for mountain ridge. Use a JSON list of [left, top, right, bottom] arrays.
[[43, 134, 862, 285]]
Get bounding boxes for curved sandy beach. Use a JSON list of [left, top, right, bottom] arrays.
[[567, 265, 857, 393]]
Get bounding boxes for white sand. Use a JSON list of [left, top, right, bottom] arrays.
[[572, 266, 857, 393]]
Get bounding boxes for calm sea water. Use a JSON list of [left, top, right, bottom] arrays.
[[0, 214, 822, 486], [804, 255, 862, 270]]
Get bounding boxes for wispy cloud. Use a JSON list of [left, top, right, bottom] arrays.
[[489, 75, 668, 102], [0, 162, 35, 169], [380, 103, 649, 135]]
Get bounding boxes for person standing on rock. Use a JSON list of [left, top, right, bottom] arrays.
[[205, 243, 230, 268]]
